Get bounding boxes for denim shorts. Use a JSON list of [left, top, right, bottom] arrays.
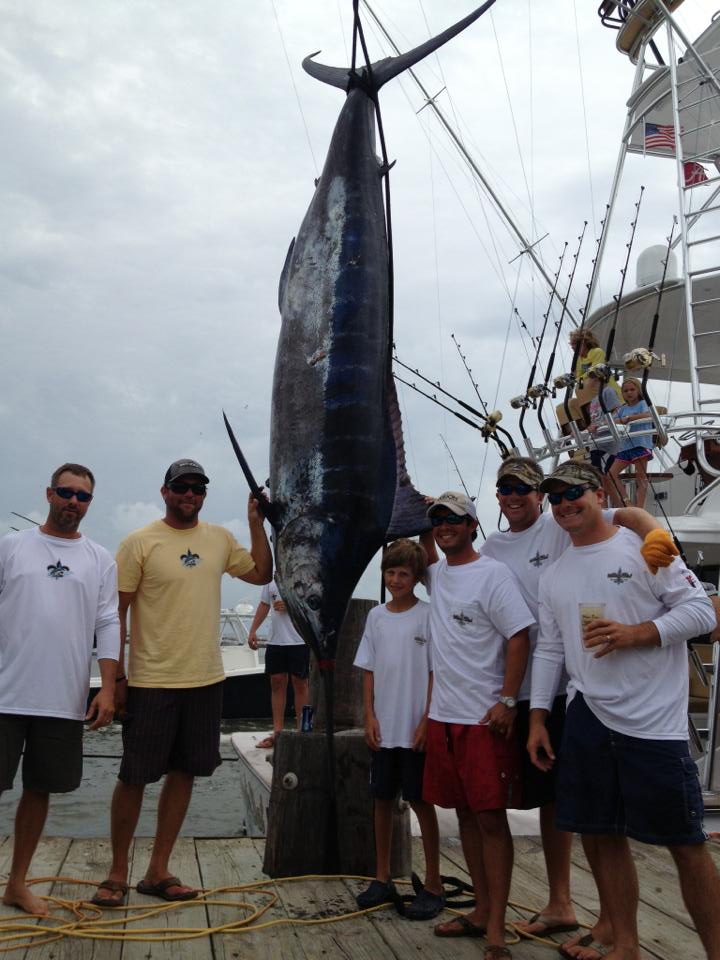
[[556, 693, 705, 845]]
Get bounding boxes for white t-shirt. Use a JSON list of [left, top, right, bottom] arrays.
[[483, 510, 614, 699], [532, 526, 715, 739], [260, 581, 304, 647], [426, 556, 535, 724], [353, 600, 432, 749], [0, 528, 120, 720]]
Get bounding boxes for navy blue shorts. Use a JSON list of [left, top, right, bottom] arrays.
[[370, 747, 426, 803], [556, 693, 705, 845], [515, 695, 566, 809], [265, 644, 310, 679]]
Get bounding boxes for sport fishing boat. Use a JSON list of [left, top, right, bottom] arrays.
[[89, 605, 272, 719], [509, 0, 720, 801]]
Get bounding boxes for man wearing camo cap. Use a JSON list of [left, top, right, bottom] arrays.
[[482, 456, 663, 944], [528, 460, 720, 960]]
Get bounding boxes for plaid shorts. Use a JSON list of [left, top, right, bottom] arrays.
[[119, 682, 223, 784]]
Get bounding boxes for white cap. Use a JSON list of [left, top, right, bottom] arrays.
[[427, 490, 477, 521]]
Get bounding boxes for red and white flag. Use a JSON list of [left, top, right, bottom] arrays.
[[684, 161, 709, 185]]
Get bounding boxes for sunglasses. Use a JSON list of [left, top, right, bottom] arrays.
[[547, 484, 595, 505], [53, 486, 93, 503], [430, 513, 470, 527], [168, 481, 207, 495], [497, 482, 536, 496]]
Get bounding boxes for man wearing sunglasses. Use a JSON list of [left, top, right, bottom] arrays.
[[482, 457, 664, 944], [421, 492, 533, 954], [93, 459, 271, 908], [0, 463, 120, 914], [528, 461, 720, 960]]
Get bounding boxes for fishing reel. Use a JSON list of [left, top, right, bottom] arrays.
[[527, 383, 551, 400], [587, 362, 612, 382], [510, 394, 531, 410], [481, 410, 502, 438], [553, 372, 575, 390], [623, 347, 659, 370]]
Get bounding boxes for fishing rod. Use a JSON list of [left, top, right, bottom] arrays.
[[439, 434, 486, 540], [597, 187, 644, 420], [393, 356, 510, 454], [558, 205, 611, 442], [450, 334, 518, 451], [11, 511, 39, 526], [535, 223, 587, 435], [511, 243, 568, 445]]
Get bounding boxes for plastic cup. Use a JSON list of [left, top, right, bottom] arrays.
[[579, 602, 605, 648]]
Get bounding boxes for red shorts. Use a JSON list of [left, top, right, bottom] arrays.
[[423, 719, 521, 812]]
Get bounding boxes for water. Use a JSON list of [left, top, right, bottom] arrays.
[[0, 720, 270, 838]]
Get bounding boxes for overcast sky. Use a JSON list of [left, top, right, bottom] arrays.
[[1, 0, 715, 607]]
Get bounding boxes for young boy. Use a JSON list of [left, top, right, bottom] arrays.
[[353, 538, 443, 920]]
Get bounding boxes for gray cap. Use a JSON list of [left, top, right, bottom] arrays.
[[427, 490, 478, 521], [164, 459, 210, 485]]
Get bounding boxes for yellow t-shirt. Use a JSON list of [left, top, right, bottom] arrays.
[[116, 520, 255, 688], [575, 346, 622, 399]]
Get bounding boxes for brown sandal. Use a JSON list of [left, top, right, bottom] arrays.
[[90, 879, 129, 907]]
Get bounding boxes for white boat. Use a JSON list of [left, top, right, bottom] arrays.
[[89, 605, 276, 719]]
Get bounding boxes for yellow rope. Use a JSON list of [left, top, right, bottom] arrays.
[[0, 875, 579, 951]]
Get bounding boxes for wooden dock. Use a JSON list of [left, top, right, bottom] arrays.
[[0, 834, 716, 959]]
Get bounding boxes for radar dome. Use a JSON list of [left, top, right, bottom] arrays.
[[636, 246, 678, 287]]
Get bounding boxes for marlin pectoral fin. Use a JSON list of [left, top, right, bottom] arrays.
[[303, 1, 497, 93], [278, 237, 295, 312], [222, 411, 278, 528]]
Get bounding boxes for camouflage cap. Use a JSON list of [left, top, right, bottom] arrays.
[[539, 461, 602, 492], [427, 491, 477, 521], [497, 457, 544, 488]]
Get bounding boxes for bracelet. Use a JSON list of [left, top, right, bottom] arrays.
[[115, 675, 127, 683]]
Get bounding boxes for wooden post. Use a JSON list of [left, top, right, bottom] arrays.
[[264, 598, 412, 878]]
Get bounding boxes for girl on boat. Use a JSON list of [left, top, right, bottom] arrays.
[[607, 377, 654, 508]]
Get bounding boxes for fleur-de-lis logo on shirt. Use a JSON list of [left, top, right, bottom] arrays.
[[607, 567, 633, 585], [529, 551, 550, 568], [180, 549, 200, 567], [47, 560, 70, 579]]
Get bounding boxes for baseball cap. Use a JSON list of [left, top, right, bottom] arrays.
[[497, 457, 544, 488], [539, 461, 602, 492], [164, 459, 210, 485], [427, 491, 477, 521]]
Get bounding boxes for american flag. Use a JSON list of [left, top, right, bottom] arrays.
[[684, 161, 709, 185], [645, 122, 676, 151]]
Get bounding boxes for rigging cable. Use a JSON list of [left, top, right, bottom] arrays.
[[572, 0, 599, 242]]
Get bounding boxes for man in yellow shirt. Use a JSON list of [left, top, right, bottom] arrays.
[[92, 459, 272, 907]]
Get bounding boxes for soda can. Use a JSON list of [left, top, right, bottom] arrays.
[[301, 705, 314, 732]]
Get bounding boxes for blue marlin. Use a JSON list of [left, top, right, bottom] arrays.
[[227, 2, 495, 670]]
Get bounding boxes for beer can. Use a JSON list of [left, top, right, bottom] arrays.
[[301, 705, 314, 732]]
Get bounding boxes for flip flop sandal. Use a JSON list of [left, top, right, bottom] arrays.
[[90, 879, 129, 907], [434, 915, 487, 937], [485, 948, 512, 960], [559, 933, 609, 960], [516, 913, 580, 937], [136, 876, 198, 901]]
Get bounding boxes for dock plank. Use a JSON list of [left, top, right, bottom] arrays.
[[197, 836, 306, 960], [123, 836, 212, 960]]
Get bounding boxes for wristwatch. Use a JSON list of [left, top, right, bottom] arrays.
[[498, 695, 517, 709]]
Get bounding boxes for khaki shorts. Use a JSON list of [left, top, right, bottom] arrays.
[[0, 714, 83, 793]]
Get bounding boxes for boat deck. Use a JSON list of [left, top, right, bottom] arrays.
[[0, 833, 715, 959]]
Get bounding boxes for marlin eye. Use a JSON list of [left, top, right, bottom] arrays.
[[306, 594, 321, 611]]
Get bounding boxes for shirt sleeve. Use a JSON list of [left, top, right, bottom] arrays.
[[530, 576, 565, 710], [259, 583, 271, 605], [485, 563, 535, 640], [649, 560, 717, 647], [225, 531, 255, 578], [95, 558, 121, 662], [116, 535, 143, 594]]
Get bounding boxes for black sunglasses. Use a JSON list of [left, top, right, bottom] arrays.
[[430, 513, 470, 527], [547, 484, 594, 505], [497, 482, 536, 496], [53, 486, 93, 503], [168, 481, 207, 495]]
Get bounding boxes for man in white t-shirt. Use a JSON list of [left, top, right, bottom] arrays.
[[248, 577, 310, 748], [528, 461, 720, 960], [421, 491, 533, 955], [482, 456, 664, 943], [0, 463, 120, 915]]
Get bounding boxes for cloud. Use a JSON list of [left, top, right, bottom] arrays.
[[112, 501, 163, 539]]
